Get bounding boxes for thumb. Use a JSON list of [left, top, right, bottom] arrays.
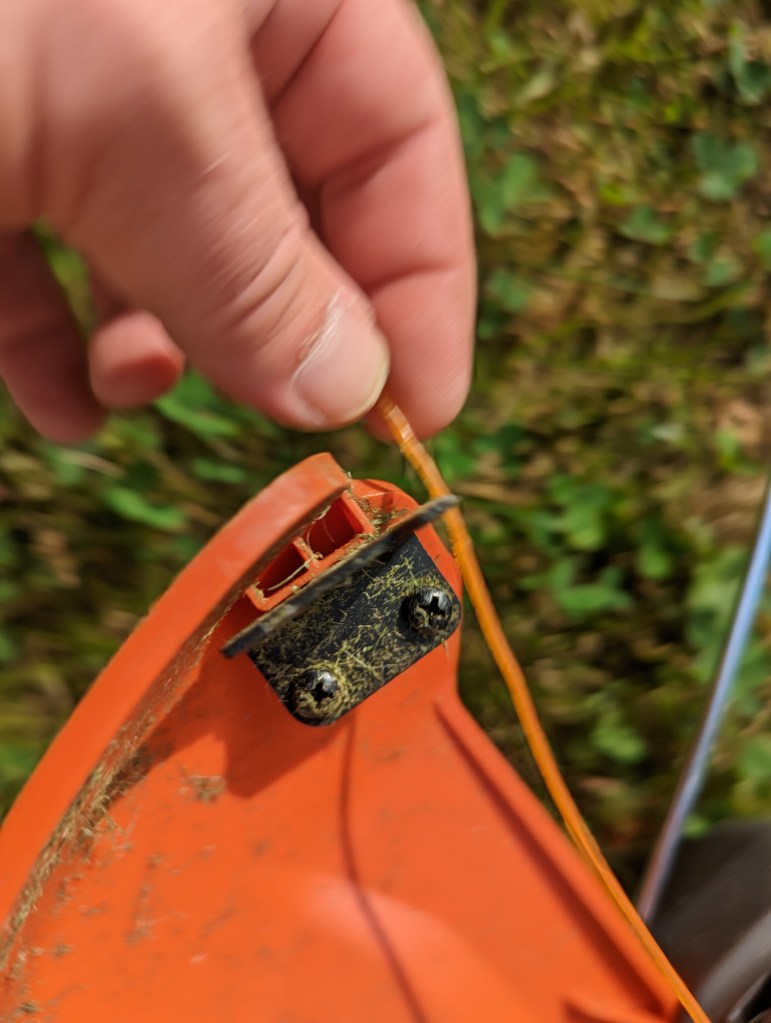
[[44, 0, 390, 429]]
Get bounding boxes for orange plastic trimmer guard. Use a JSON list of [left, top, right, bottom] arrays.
[[0, 454, 676, 1023]]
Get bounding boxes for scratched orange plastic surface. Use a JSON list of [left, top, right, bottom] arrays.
[[0, 455, 676, 1023]]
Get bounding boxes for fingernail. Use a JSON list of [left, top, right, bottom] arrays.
[[292, 297, 390, 427]]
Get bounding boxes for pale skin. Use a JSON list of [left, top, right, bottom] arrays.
[[0, 0, 475, 443]]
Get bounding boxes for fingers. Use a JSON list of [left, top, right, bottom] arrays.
[[256, 0, 476, 437], [0, 237, 183, 440], [88, 279, 185, 408], [88, 310, 185, 408], [0, 238, 183, 442], [30, 0, 390, 431], [0, 233, 105, 442]]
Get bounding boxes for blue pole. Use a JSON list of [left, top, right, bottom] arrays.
[[637, 476, 771, 922]]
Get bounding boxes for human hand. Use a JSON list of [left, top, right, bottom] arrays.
[[0, 0, 475, 443]]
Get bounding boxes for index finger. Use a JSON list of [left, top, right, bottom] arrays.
[[252, 0, 476, 437]]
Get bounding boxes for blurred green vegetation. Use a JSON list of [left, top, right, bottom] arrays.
[[4, 0, 771, 884]]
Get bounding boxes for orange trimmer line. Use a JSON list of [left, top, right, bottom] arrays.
[[377, 395, 710, 1023]]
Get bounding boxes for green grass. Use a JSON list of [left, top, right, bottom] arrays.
[[4, 0, 771, 884]]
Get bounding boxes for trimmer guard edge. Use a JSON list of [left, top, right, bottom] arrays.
[[0, 454, 676, 1023]]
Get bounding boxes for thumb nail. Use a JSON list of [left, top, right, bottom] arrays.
[[292, 295, 390, 427]]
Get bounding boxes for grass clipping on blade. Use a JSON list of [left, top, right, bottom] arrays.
[[377, 396, 709, 1023]]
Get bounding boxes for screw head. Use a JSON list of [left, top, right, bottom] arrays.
[[298, 669, 340, 701], [402, 587, 454, 638]]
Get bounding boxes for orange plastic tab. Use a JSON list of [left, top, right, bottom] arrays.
[[0, 455, 677, 1023], [246, 488, 376, 615]]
